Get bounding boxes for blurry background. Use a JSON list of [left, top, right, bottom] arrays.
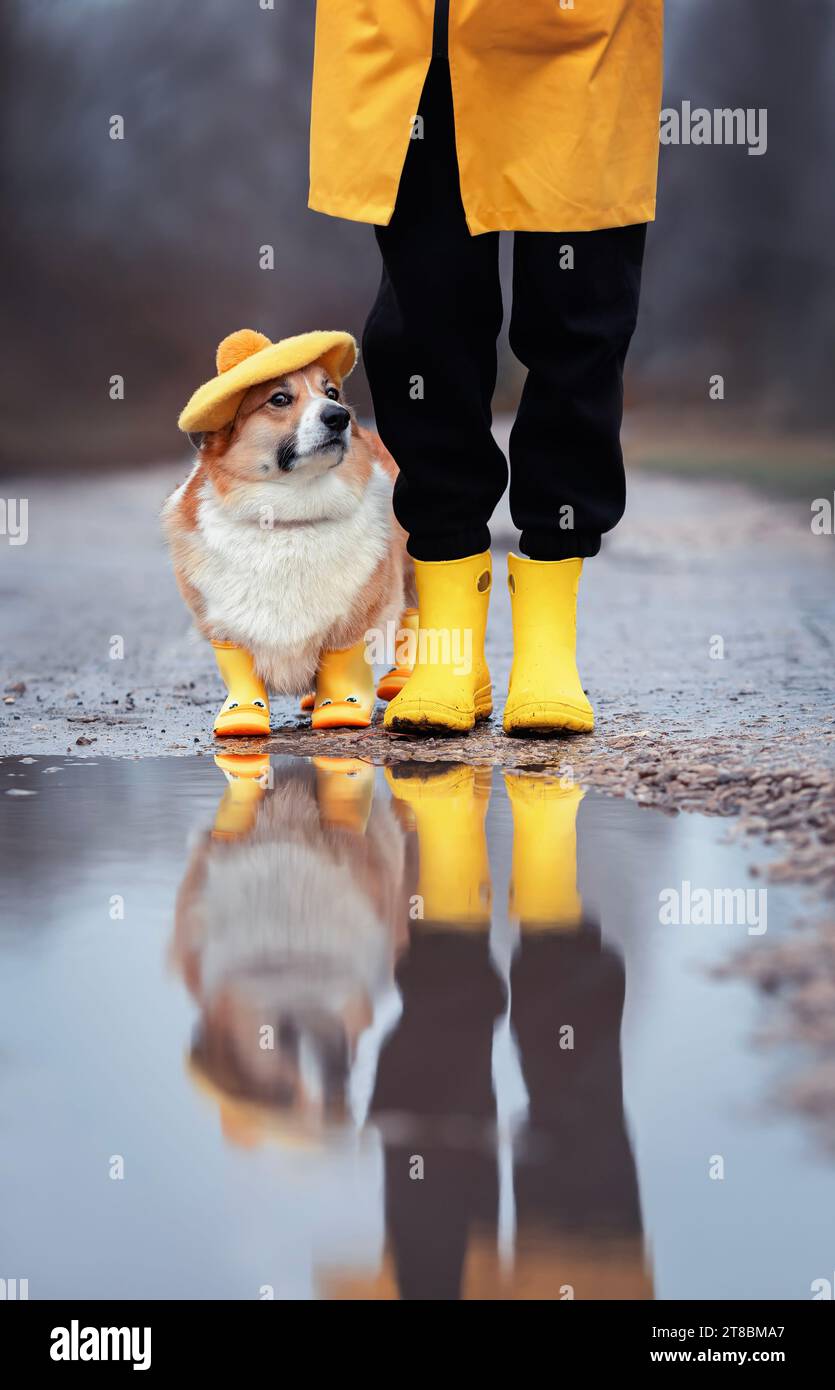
[[1, 0, 833, 485]]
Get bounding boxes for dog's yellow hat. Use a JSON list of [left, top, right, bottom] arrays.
[[178, 328, 358, 433]]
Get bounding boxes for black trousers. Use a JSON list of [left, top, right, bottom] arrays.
[[362, 51, 647, 562]]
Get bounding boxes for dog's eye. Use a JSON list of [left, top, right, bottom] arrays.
[[269, 392, 291, 408], [325, 386, 340, 401]]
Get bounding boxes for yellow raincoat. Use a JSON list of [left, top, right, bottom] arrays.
[[309, 0, 664, 235]]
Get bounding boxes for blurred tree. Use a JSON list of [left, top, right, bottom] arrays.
[[643, 0, 835, 427], [1, 0, 379, 469], [0, 0, 832, 471]]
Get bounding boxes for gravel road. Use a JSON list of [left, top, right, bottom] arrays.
[[4, 438, 835, 1125], [2, 430, 834, 889]]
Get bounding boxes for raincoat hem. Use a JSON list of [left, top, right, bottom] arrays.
[[461, 198, 657, 237], [308, 190, 396, 228], [309, 189, 656, 237]]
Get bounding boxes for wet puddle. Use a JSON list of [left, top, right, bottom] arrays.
[[1, 754, 833, 1300]]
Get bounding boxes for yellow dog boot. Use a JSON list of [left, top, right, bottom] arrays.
[[308, 608, 417, 713], [312, 640, 375, 729], [503, 555, 594, 736], [212, 640, 271, 737], [504, 773, 585, 928], [212, 752, 271, 839], [312, 756, 375, 833], [385, 763, 492, 926], [384, 553, 493, 734], [376, 607, 418, 702]]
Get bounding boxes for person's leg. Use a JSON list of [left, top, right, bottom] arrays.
[[508, 225, 647, 560], [364, 23, 506, 734], [502, 226, 646, 736], [368, 81, 500, 733], [362, 57, 507, 561]]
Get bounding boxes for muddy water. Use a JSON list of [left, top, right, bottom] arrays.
[[1, 754, 833, 1301]]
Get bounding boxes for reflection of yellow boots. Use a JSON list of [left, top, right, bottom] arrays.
[[385, 764, 492, 925], [461, 1231, 653, 1301], [376, 607, 418, 702], [312, 641, 375, 729], [384, 553, 492, 734], [504, 772, 584, 928], [503, 555, 594, 735], [211, 640, 271, 737], [212, 753, 271, 839], [312, 756, 375, 833]]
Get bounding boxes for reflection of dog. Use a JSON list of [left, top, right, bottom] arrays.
[[171, 756, 410, 1146], [164, 329, 415, 736]]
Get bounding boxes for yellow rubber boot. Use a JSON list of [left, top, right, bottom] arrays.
[[376, 607, 418, 702], [504, 772, 585, 928], [384, 553, 493, 734], [503, 554, 594, 735], [212, 640, 271, 737], [212, 752, 271, 839], [312, 756, 375, 833], [312, 640, 375, 729], [385, 764, 492, 925]]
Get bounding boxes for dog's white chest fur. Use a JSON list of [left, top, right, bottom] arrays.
[[184, 465, 393, 691]]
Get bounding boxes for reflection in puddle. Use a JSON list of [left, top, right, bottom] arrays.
[[176, 755, 648, 1299], [2, 755, 834, 1299]]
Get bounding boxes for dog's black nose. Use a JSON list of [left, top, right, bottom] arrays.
[[321, 404, 350, 433]]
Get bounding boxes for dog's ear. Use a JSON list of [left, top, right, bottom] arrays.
[[196, 423, 234, 459]]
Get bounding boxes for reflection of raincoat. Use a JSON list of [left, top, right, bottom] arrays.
[[309, 0, 664, 234]]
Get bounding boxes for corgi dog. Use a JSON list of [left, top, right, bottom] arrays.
[[164, 333, 416, 737]]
